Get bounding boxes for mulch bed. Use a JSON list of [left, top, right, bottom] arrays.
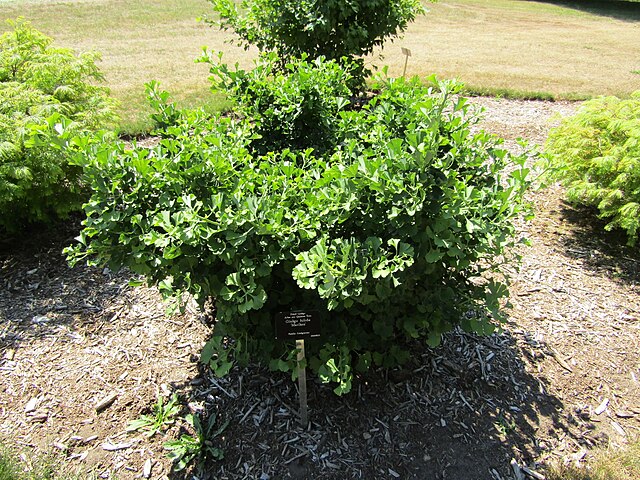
[[1, 97, 639, 480]]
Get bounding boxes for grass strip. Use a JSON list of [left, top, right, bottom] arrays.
[[2, 0, 638, 133]]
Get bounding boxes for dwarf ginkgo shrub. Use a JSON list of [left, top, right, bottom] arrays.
[[0, 18, 116, 232], [205, 0, 425, 88], [67, 57, 532, 394], [199, 52, 353, 155], [546, 92, 640, 244]]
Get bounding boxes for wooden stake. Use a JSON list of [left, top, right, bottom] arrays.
[[296, 339, 308, 427]]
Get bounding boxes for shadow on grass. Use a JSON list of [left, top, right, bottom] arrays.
[[531, 0, 640, 22]]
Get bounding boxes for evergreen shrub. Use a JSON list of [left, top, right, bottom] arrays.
[[206, 0, 425, 88], [199, 52, 352, 154]]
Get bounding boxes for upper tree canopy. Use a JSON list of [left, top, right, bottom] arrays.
[[207, 0, 425, 62]]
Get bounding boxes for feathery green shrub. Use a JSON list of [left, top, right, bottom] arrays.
[[546, 92, 640, 244], [0, 18, 116, 232]]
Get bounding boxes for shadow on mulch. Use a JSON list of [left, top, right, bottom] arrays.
[[177, 327, 585, 480], [0, 218, 130, 354], [0, 219, 586, 480], [558, 200, 640, 285]]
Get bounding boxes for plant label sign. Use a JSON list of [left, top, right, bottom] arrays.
[[275, 311, 321, 340], [401, 47, 412, 78]]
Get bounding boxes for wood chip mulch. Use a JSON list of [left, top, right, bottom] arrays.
[[1, 97, 639, 480]]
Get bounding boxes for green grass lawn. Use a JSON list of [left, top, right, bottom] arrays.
[[546, 439, 640, 480], [0, 0, 242, 133], [381, 0, 640, 99], [2, 0, 639, 133], [0, 442, 93, 480]]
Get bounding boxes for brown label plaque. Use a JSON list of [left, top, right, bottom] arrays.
[[275, 311, 321, 340]]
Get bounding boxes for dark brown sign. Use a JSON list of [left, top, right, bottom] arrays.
[[275, 311, 321, 340]]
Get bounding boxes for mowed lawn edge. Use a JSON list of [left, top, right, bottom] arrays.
[[2, 0, 639, 133]]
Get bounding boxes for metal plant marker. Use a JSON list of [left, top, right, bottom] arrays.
[[296, 339, 308, 427], [274, 311, 321, 427], [401, 47, 412, 78]]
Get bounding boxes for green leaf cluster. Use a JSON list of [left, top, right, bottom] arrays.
[[68, 57, 531, 395], [0, 18, 116, 232], [205, 0, 425, 88], [200, 52, 353, 154], [126, 393, 182, 437], [546, 91, 640, 244], [164, 412, 228, 472]]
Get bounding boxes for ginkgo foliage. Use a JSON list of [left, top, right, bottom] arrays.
[[67, 56, 532, 395]]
